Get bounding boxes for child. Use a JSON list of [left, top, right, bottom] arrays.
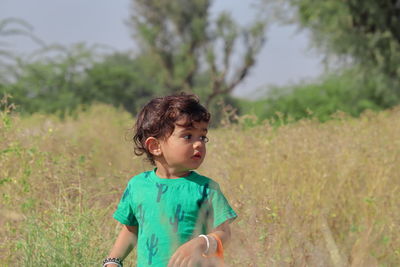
[[103, 94, 237, 267]]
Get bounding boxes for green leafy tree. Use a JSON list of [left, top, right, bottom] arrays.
[[240, 69, 383, 123], [128, 0, 266, 107], [3, 47, 166, 116], [81, 52, 164, 114], [3, 43, 101, 115], [282, 0, 400, 106]]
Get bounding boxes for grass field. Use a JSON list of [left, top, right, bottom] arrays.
[[1, 103, 399, 266]]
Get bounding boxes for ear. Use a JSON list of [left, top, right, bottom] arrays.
[[145, 137, 162, 156]]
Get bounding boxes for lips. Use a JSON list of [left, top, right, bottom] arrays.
[[192, 152, 202, 160]]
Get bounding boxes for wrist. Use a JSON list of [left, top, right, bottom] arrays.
[[197, 235, 208, 253], [103, 257, 123, 267], [207, 234, 217, 254], [198, 234, 217, 255]]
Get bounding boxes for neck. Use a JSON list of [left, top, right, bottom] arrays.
[[155, 162, 190, 179]]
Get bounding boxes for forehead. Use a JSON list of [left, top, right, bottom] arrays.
[[174, 118, 208, 132]]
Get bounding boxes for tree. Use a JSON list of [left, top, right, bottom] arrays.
[[82, 52, 164, 114], [0, 18, 46, 84], [128, 0, 266, 107], [2, 43, 103, 115], [282, 0, 400, 106], [3, 46, 166, 116], [240, 69, 384, 123], [0, 18, 45, 62]]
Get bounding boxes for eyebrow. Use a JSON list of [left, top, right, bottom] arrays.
[[179, 126, 208, 133]]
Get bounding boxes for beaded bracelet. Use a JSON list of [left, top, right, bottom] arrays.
[[103, 257, 123, 267]]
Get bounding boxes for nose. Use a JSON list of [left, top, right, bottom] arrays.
[[193, 139, 204, 149]]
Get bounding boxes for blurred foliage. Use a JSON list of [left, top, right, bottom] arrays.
[[81, 52, 164, 114], [1, 45, 242, 122], [0, 18, 45, 67], [1, 2, 266, 120], [288, 0, 400, 105], [247, 0, 400, 124], [238, 69, 386, 124], [2, 44, 100, 116], [128, 0, 266, 107], [4, 1, 400, 123]]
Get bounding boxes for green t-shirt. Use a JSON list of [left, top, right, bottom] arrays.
[[113, 169, 237, 266]]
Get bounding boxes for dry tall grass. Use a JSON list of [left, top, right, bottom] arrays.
[[1, 104, 399, 266]]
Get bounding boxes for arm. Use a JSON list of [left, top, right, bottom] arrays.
[[167, 221, 231, 267], [106, 225, 138, 263], [208, 220, 231, 247]]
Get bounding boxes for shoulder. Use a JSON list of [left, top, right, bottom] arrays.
[[190, 171, 220, 190], [126, 170, 153, 187]]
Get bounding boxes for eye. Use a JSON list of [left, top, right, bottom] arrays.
[[183, 134, 192, 140], [200, 136, 209, 143]]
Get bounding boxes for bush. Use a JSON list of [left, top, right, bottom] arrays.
[[238, 68, 396, 124]]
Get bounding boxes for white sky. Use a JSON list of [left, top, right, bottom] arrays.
[[1, 0, 324, 98]]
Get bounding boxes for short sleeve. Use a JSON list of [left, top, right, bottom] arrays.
[[113, 182, 138, 226], [210, 183, 237, 229]]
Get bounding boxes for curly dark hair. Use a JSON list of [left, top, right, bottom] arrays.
[[133, 93, 211, 165]]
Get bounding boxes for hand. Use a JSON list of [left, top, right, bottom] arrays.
[[167, 236, 206, 267]]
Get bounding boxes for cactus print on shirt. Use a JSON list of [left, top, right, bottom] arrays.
[[113, 170, 237, 266]]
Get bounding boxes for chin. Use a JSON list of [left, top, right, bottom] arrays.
[[184, 164, 200, 171]]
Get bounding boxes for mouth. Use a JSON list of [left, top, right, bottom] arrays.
[[192, 152, 202, 160]]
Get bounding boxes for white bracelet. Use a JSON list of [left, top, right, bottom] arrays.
[[198, 234, 210, 254]]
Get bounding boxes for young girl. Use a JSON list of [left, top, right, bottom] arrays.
[[103, 94, 237, 267]]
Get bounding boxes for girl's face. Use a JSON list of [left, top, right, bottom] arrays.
[[157, 119, 209, 177]]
